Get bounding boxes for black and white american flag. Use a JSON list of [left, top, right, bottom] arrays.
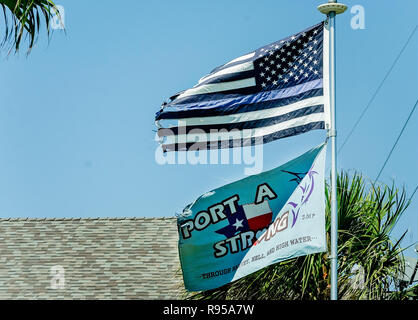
[[155, 21, 330, 152]]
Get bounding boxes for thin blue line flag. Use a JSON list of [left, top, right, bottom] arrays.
[[156, 21, 330, 152]]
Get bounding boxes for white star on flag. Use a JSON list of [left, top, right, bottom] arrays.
[[232, 218, 244, 230]]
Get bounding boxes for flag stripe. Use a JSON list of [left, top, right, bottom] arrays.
[[218, 52, 256, 69], [209, 56, 256, 76], [167, 78, 322, 108], [177, 78, 256, 99], [247, 214, 273, 231], [162, 121, 325, 152], [163, 112, 324, 145], [243, 201, 272, 219], [156, 79, 323, 120], [158, 105, 324, 136], [198, 61, 254, 85], [196, 70, 256, 87], [158, 95, 324, 128]]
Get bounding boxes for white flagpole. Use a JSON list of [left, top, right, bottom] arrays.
[[317, 0, 347, 300]]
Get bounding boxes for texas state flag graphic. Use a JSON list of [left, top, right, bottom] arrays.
[[215, 201, 273, 239], [243, 201, 273, 231]]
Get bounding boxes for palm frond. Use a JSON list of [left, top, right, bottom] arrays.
[[0, 0, 61, 54]]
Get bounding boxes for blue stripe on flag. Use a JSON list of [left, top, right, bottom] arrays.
[[156, 79, 323, 120]]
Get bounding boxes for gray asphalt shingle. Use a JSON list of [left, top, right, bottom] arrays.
[[0, 217, 184, 299]]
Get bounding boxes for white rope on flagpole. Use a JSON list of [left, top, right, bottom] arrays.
[[317, 0, 347, 301]]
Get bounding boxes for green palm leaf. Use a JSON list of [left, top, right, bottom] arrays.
[[0, 0, 61, 53]]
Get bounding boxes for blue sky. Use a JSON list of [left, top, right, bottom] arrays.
[[0, 1, 417, 255]]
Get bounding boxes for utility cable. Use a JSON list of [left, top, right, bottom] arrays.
[[338, 24, 418, 155], [375, 99, 418, 182]]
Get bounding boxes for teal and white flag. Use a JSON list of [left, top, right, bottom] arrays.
[[177, 143, 327, 291]]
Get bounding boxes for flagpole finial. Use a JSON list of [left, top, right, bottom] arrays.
[[317, 2, 347, 15]]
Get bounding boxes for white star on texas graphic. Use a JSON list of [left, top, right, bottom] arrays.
[[232, 218, 244, 230]]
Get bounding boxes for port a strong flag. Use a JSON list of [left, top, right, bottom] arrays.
[[177, 143, 327, 291]]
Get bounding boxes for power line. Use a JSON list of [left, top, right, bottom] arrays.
[[338, 24, 418, 155], [375, 99, 418, 182]]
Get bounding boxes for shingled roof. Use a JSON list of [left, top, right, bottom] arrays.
[[0, 217, 185, 299]]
